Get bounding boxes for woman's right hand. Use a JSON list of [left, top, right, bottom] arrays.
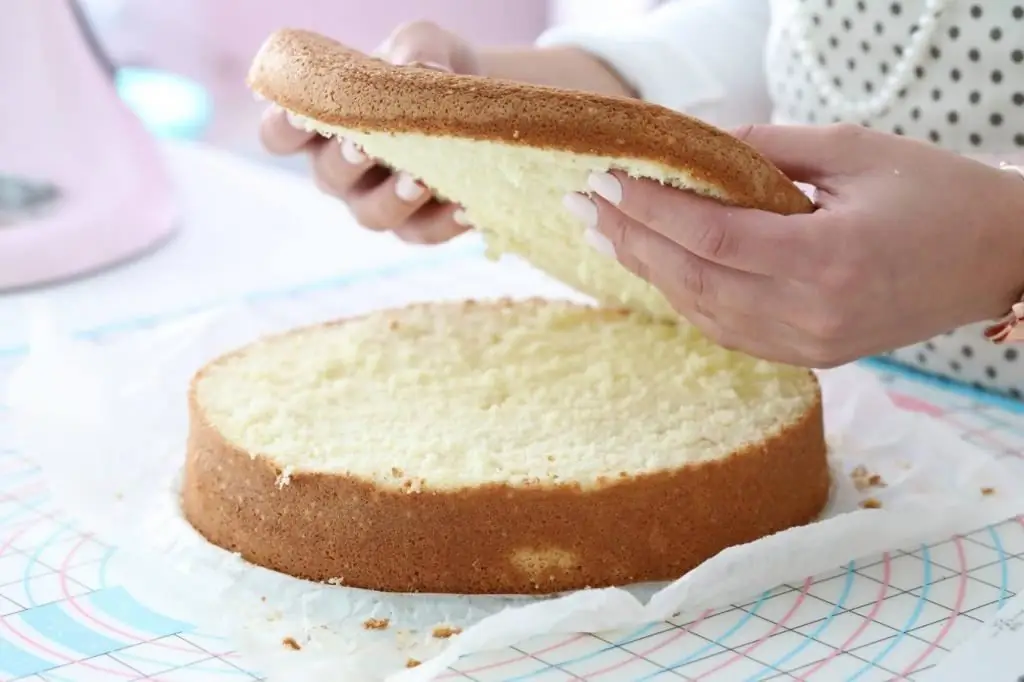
[[259, 21, 480, 245]]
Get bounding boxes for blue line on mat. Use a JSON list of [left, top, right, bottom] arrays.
[[0, 244, 483, 359], [23, 525, 71, 607], [502, 623, 661, 681], [847, 545, 933, 681], [862, 356, 1024, 414], [986, 525, 1010, 610], [19, 601, 125, 658], [86, 586, 191, 637], [0, 636, 55, 678], [634, 588, 773, 681], [746, 562, 857, 682]]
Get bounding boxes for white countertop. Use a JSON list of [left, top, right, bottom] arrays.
[[0, 141, 480, 353]]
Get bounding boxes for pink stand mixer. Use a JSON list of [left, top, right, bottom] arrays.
[[0, 0, 177, 291]]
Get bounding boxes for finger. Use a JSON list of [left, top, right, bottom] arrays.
[[679, 309, 823, 366], [583, 171, 825, 280], [393, 205, 472, 245], [378, 20, 455, 70], [567, 193, 804, 324], [730, 122, 876, 188], [347, 171, 435, 231], [259, 105, 318, 155], [310, 137, 381, 199]]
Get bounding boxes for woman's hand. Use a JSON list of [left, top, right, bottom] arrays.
[[259, 21, 481, 245], [564, 124, 1024, 367]]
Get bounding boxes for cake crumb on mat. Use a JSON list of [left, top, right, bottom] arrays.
[[850, 465, 886, 491], [406, 659, 421, 668], [282, 637, 301, 650], [860, 497, 882, 509], [432, 625, 463, 639], [363, 618, 390, 630], [981, 487, 996, 496]]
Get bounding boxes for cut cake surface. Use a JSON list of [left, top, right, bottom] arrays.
[[247, 29, 814, 319], [183, 300, 829, 594]]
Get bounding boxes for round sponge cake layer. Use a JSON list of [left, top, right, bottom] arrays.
[[183, 299, 829, 595]]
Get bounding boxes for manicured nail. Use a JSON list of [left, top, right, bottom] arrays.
[[284, 110, 304, 129], [584, 228, 616, 258], [453, 209, 472, 226], [371, 38, 392, 58], [587, 171, 622, 205], [562, 193, 597, 228], [340, 138, 367, 164], [409, 60, 453, 72], [395, 172, 425, 201]]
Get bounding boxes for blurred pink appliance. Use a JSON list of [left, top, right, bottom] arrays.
[[0, 0, 176, 291]]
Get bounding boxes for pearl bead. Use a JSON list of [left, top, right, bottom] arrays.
[[788, 0, 949, 118]]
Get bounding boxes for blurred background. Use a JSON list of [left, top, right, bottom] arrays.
[[0, 0, 661, 339], [79, 0, 661, 167]]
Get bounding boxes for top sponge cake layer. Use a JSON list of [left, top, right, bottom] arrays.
[[248, 29, 813, 320], [193, 299, 818, 491]]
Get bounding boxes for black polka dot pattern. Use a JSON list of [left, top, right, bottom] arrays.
[[767, 0, 1024, 398]]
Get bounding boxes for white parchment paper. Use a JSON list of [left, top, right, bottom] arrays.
[[7, 257, 1024, 682]]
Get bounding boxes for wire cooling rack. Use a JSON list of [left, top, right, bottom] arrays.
[[3, 258, 1024, 682]]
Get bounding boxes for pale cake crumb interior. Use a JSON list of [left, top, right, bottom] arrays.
[[195, 301, 817, 491], [287, 112, 733, 321]]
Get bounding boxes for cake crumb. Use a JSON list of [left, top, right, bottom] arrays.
[[432, 625, 463, 639], [388, 320, 400, 330], [982, 486, 996, 496], [860, 497, 883, 509], [391, 467, 404, 478], [275, 466, 294, 489], [282, 637, 301, 651], [326, 576, 345, 586], [406, 659, 421, 669], [363, 618, 390, 630], [850, 465, 886, 491]]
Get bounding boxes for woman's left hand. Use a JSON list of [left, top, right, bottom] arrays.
[[564, 123, 1024, 367]]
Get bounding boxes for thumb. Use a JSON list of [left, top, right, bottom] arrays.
[[731, 123, 857, 188], [375, 21, 457, 72]]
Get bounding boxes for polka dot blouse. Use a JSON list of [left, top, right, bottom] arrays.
[[540, 0, 1024, 398]]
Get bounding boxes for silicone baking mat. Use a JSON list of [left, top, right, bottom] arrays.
[[3, 253, 1024, 682]]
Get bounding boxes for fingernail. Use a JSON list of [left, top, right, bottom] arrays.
[[284, 110, 304, 129], [371, 38, 393, 58], [395, 172, 425, 201], [453, 208, 472, 226], [587, 171, 622, 205], [584, 228, 616, 258], [562, 193, 597, 228], [340, 138, 367, 164], [409, 60, 453, 72]]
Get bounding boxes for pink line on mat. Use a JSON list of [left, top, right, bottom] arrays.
[[0, 509, 137, 677], [896, 538, 968, 676], [0, 498, 53, 559], [689, 578, 812, 680], [0, 601, 137, 677], [583, 608, 715, 680], [56, 534, 210, 657], [888, 392, 945, 418], [438, 633, 590, 678], [939, 414, 1023, 458], [793, 553, 893, 680]]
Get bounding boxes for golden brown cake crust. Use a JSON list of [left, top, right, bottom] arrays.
[[248, 29, 813, 217], [181, 308, 830, 596]]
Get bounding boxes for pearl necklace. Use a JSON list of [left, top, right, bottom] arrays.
[[787, 0, 949, 119]]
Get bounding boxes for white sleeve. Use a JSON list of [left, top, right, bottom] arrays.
[[535, 0, 773, 127]]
